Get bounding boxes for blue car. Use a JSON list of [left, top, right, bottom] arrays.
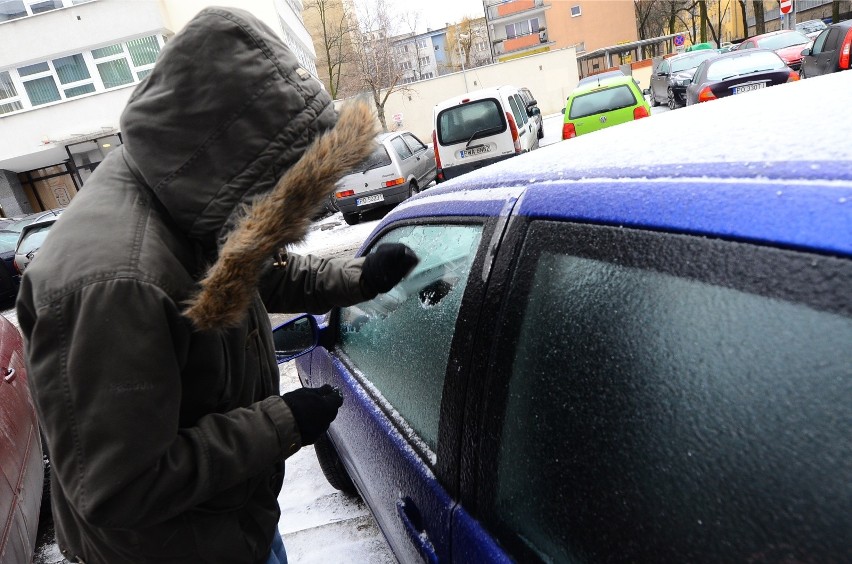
[[276, 72, 851, 562]]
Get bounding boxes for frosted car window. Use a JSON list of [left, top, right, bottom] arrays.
[[490, 228, 851, 561], [338, 224, 483, 452], [390, 136, 413, 160]]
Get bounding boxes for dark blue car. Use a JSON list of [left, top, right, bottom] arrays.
[[277, 72, 851, 562]]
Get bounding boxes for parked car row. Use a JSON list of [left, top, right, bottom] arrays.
[[0, 208, 63, 306], [277, 69, 851, 563], [330, 83, 547, 224]]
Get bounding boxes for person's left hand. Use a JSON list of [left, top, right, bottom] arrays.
[[360, 243, 419, 296]]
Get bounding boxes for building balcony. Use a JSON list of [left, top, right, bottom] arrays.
[[493, 30, 552, 60], [486, 0, 549, 22]]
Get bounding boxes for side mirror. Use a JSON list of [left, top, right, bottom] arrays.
[[527, 106, 541, 117], [643, 88, 650, 95], [561, 107, 566, 115], [801, 47, 811, 56], [272, 314, 319, 363]]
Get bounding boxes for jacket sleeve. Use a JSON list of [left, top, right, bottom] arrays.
[[258, 252, 376, 314], [18, 277, 300, 529]]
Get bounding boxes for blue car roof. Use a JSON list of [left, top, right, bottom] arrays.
[[381, 72, 852, 258]]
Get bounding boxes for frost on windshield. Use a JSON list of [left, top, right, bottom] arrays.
[[339, 224, 483, 452]]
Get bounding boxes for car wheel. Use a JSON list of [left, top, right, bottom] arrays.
[[799, 69, 806, 80], [342, 212, 360, 226], [648, 89, 658, 107], [409, 180, 419, 197], [667, 87, 679, 110], [314, 433, 357, 495], [537, 125, 544, 139]]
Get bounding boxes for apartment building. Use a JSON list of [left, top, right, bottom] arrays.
[[0, 0, 316, 217], [391, 19, 490, 84], [483, 0, 637, 62]]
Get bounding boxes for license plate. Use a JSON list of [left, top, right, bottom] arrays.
[[733, 82, 766, 95], [356, 193, 384, 206], [459, 145, 493, 159]]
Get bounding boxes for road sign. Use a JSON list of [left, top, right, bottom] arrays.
[[780, 0, 792, 15], [674, 34, 685, 46]]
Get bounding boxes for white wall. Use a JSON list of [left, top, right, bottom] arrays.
[[0, 86, 134, 171], [369, 47, 579, 142], [159, 0, 281, 40], [0, 0, 168, 68]]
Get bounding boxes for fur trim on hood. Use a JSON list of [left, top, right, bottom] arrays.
[[183, 101, 378, 330]]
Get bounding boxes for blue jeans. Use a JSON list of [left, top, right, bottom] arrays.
[[265, 529, 288, 564]]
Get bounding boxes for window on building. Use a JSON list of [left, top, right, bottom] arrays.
[[505, 18, 540, 39], [419, 56, 430, 65], [0, 35, 164, 117], [571, 5, 582, 17], [0, 1, 28, 21], [0, 0, 91, 22], [0, 71, 24, 115]]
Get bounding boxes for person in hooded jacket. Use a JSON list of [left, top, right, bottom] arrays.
[[16, 7, 418, 564]]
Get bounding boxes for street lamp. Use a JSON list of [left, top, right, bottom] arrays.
[[457, 30, 469, 92]]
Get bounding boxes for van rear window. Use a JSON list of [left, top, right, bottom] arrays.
[[437, 99, 506, 146], [569, 85, 637, 120]]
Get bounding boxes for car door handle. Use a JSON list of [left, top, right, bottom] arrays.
[[396, 497, 438, 564], [4, 368, 15, 383]]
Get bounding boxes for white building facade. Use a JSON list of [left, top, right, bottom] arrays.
[[0, 0, 316, 216]]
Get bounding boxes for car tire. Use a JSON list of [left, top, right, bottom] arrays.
[[313, 433, 357, 495], [648, 89, 658, 107], [667, 87, 679, 110], [537, 124, 544, 139], [343, 213, 360, 226], [799, 69, 806, 80], [409, 180, 419, 197], [40, 431, 51, 515]]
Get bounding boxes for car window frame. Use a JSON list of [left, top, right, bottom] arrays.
[[462, 215, 852, 561], [811, 28, 830, 54], [389, 135, 414, 160], [823, 27, 842, 52], [401, 132, 427, 154], [329, 214, 506, 492]]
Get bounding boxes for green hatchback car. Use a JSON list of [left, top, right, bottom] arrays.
[[562, 75, 651, 139]]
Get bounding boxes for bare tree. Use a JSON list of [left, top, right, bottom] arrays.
[[304, 0, 358, 99], [352, 0, 414, 130], [753, 0, 766, 35], [736, 0, 748, 40], [704, 0, 732, 45], [833, 0, 841, 23]]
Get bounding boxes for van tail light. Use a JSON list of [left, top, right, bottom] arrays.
[[633, 106, 650, 119], [382, 177, 405, 188], [839, 28, 852, 68], [506, 112, 521, 154], [698, 86, 717, 102], [432, 130, 444, 181], [562, 122, 576, 139], [787, 71, 800, 82], [335, 189, 354, 199]]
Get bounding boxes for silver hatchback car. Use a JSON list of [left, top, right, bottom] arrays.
[[334, 130, 436, 225]]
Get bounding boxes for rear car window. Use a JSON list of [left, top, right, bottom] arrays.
[[569, 85, 637, 120], [437, 99, 506, 146], [18, 224, 53, 256], [353, 145, 392, 173], [670, 50, 719, 72], [757, 31, 810, 49], [705, 51, 785, 80]]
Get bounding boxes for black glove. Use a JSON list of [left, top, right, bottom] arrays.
[[281, 385, 344, 446], [361, 243, 419, 296]]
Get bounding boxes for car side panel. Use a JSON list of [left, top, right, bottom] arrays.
[[0, 316, 42, 563], [302, 349, 454, 563]]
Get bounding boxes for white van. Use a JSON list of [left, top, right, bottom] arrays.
[[432, 85, 541, 182]]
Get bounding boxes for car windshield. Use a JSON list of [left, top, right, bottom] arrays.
[[0, 230, 20, 251], [351, 144, 392, 173], [671, 50, 719, 72], [437, 99, 505, 145], [796, 20, 826, 33], [569, 84, 637, 120], [18, 223, 54, 256], [757, 31, 810, 49], [705, 51, 785, 81]]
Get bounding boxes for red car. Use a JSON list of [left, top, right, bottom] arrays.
[[0, 314, 44, 563], [737, 29, 813, 70]]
